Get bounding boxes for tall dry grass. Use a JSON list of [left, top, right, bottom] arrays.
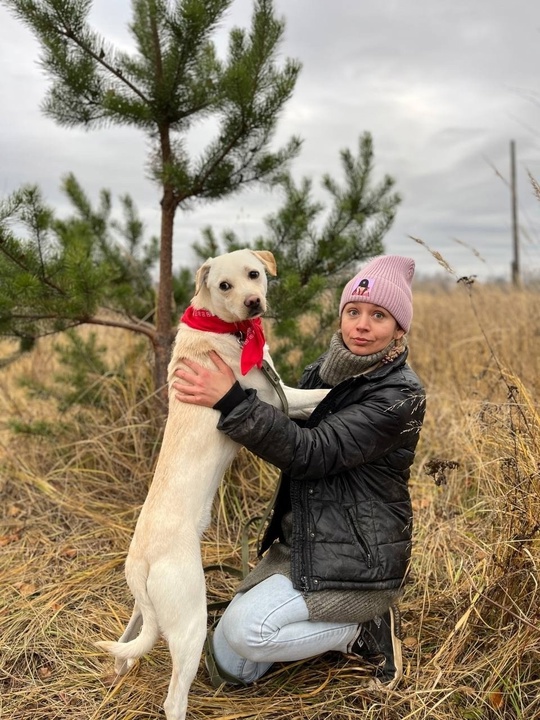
[[1, 281, 539, 720]]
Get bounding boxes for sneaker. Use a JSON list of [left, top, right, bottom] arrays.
[[350, 605, 403, 690]]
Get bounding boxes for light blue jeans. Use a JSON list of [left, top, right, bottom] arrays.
[[212, 574, 360, 684]]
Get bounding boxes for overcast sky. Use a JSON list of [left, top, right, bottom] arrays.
[[1, 0, 539, 281]]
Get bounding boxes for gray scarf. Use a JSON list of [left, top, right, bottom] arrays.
[[319, 331, 407, 387]]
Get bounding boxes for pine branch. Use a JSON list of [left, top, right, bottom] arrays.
[[85, 315, 157, 341], [5, 311, 156, 342], [0, 237, 67, 297], [59, 25, 151, 105]]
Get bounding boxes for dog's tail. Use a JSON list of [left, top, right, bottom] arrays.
[[96, 562, 160, 663], [95, 612, 159, 662]]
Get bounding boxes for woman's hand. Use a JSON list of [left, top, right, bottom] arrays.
[[172, 351, 236, 408]]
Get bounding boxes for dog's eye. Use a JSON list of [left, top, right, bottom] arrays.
[[219, 282, 231, 291], [248, 271, 260, 279]]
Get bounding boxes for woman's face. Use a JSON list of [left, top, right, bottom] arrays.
[[340, 301, 404, 356]]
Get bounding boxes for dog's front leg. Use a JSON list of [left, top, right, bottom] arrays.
[[281, 386, 330, 419], [257, 353, 329, 418]]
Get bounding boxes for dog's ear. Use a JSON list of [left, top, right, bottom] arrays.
[[251, 250, 277, 277], [194, 259, 212, 295]]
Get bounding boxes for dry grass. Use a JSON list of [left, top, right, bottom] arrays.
[[1, 281, 539, 720]]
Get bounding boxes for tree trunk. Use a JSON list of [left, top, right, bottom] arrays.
[[154, 182, 176, 407], [153, 115, 179, 408]]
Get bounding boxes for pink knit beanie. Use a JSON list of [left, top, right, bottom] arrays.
[[339, 255, 415, 332]]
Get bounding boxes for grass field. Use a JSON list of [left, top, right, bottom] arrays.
[[1, 280, 539, 719]]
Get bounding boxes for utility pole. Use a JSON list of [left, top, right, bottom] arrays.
[[510, 140, 520, 287]]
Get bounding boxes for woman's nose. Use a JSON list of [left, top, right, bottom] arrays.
[[353, 313, 370, 329]]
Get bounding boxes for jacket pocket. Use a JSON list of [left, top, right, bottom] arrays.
[[345, 507, 374, 568]]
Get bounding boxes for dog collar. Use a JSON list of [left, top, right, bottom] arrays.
[[180, 307, 266, 376]]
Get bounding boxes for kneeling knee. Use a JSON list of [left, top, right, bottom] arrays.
[[221, 609, 275, 662]]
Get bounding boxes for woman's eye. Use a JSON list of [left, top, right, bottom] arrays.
[[219, 282, 231, 291], [248, 271, 260, 279]]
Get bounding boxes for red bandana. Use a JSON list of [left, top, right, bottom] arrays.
[[180, 306, 266, 376]]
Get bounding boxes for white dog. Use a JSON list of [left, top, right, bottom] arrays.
[[96, 249, 329, 720]]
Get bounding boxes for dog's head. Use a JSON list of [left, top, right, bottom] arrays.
[[191, 249, 277, 323]]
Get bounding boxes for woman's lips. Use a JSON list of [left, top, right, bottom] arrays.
[[352, 338, 370, 345]]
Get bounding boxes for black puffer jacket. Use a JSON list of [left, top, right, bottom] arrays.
[[217, 349, 426, 593]]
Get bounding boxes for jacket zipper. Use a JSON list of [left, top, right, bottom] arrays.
[[299, 482, 309, 597], [346, 508, 374, 568]]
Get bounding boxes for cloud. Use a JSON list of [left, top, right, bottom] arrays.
[[0, 0, 538, 281]]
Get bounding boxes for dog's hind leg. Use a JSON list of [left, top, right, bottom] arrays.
[[162, 609, 207, 720], [148, 554, 207, 720]]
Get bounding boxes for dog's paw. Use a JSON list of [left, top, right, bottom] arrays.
[[115, 657, 136, 675]]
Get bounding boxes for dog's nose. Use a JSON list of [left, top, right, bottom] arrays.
[[244, 296, 261, 310]]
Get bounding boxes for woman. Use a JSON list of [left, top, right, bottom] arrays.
[[173, 255, 426, 690]]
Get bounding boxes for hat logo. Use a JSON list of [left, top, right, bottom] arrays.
[[352, 277, 373, 297]]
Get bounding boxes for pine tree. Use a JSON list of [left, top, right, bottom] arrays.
[[0, 175, 158, 348], [1, 0, 301, 397]]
